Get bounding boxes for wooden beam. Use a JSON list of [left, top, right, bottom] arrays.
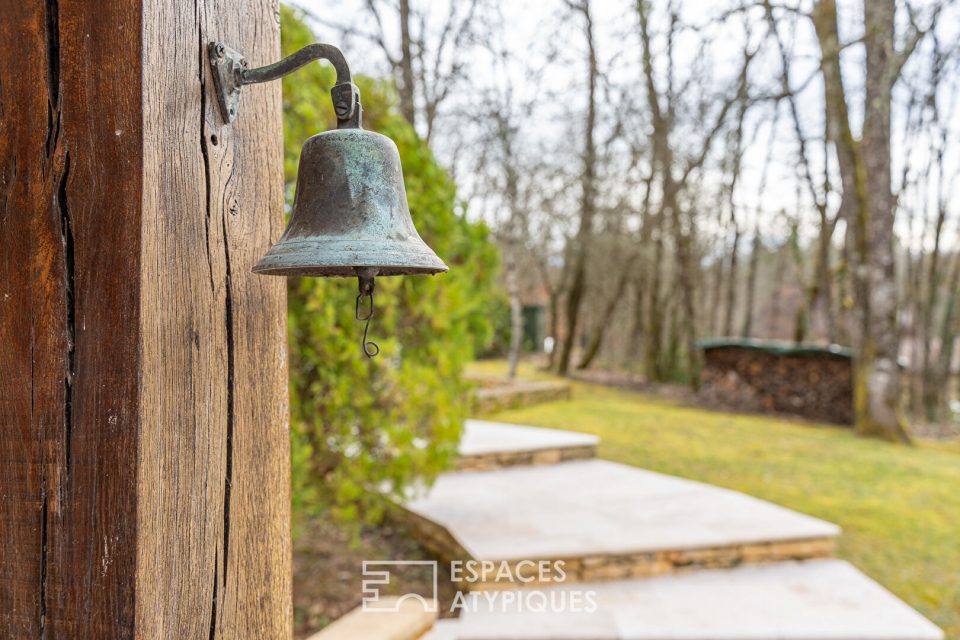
[[0, 0, 290, 637]]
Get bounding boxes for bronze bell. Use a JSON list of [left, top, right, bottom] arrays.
[[207, 39, 445, 280], [252, 128, 448, 279], [208, 39, 449, 357]]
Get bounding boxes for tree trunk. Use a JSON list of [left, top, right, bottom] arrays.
[[557, 0, 598, 375], [741, 226, 760, 337], [644, 212, 665, 380], [708, 215, 727, 335], [0, 1, 291, 636], [672, 203, 702, 389], [558, 254, 586, 375], [546, 289, 560, 369], [578, 256, 636, 369], [858, 0, 909, 441], [723, 224, 741, 337], [637, 0, 667, 381], [921, 153, 949, 420], [506, 259, 523, 379], [806, 214, 835, 342], [933, 253, 960, 421], [771, 248, 786, 337], [628, 173, 655, 364], [813, 0, 910, 442], [398, 0, 417, 129], [628, 277, 645, 362]]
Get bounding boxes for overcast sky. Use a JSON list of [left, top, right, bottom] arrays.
[[291, 0, 960, 252]]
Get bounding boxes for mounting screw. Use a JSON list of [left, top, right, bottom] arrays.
[[215, 43, 225, 58], [240, 58, 249, 68]]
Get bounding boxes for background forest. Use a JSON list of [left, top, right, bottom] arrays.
[[279, 1, 960, 636], [292, 0, 960, 443], [282, 0, 960, 532]]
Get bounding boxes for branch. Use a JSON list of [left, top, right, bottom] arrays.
[[889, 0, 943, 85], [679, 43, 758, 185]]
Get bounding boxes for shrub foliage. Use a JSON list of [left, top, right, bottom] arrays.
[[281, 7, 499, 527]]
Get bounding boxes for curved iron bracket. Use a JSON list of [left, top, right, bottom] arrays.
[[207, 41, 362, 128]]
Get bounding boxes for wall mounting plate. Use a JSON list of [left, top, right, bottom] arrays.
[[207, 41, 245, 123]]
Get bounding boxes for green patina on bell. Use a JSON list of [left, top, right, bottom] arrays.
[[253, 128, 448, 278]]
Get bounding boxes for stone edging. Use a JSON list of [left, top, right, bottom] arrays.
[[455, 445, 597, 471]]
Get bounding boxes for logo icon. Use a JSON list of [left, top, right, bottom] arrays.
[[361, 560, 438, 613]]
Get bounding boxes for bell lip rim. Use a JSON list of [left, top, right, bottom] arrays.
[[252, 251, 448, 273], [252, 236, 448, 276], [251, 263, 449, 277]]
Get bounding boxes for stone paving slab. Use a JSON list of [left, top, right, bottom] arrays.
[[425, 560, 943, 640], [404, 459, 839, 564], [459, 420, 599, 457]]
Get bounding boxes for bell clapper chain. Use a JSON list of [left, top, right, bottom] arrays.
[[355, 270, 380, 358]]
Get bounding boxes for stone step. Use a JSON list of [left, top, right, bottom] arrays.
[[470, 379, 572, 415], [425, 560, 943, 640], [401, 459, 839, 586], [456, 420, 599, 471]]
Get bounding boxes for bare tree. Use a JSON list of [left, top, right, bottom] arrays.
[[326, 0, 487, 143], [556, 0, 601, 375], [635, 0, 760, 386], [487, 97, 533, 379], [765, 1, 840, 344], [810, 0, 941, 441]]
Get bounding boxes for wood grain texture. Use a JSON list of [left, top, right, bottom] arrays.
[[0, 0, 143, 636], [1, 0, 289, 637], [138, 0, 290, 637]]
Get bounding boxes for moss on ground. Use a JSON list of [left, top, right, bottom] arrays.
[[470, 361, 960, 638]]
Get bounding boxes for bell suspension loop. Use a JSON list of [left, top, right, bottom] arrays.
[[355, 272, 380, 358]]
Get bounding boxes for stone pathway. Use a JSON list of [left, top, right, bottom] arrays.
[[456, 419, 598, 471], [459, 419, 599, 458], [403, 420, 942, 639], [427, 560, 943, 640]]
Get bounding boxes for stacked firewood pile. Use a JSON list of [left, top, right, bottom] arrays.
[[698, 339, 854, 426]]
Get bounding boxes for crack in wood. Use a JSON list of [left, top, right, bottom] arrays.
[[199, 30, 216, 292], [208, 554, 219, 640], [197, 22, 237, 633], [43, 0, 61, 159], [221, 224, 235, 586], [39, 1, 64, 636], [197, 26, 236, 635], [38, 475, 48, 639], [58, 152, 74, 477]]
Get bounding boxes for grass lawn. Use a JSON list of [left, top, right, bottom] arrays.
[[468, 361, 960, 638]]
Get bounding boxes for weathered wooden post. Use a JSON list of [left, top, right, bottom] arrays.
[[0, 0, 291, 637]]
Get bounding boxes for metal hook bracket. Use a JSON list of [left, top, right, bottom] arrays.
[[207, 41, 362, 127], [207, 42, 246, 123]]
